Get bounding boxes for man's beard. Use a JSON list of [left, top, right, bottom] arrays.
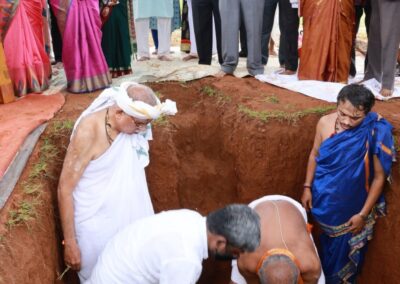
[[213, 251, 237, 261]]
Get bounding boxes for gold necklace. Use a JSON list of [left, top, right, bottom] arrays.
[[105, 108, 114, 144]]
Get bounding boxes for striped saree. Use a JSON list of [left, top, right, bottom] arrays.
[[50, 0, 111, 93]]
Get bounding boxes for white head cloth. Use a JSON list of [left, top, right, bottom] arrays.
[[119, 82, 177, 120], [72, 82, 178, 136]]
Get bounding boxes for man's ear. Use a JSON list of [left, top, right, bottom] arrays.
[[216, 236, 227, 250]]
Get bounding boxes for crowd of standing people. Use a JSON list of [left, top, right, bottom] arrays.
[[0, 0, 399, 103]]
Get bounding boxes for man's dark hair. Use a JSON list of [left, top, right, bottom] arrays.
[[337, 84, 375, 114], [206, 204, 260, 252]]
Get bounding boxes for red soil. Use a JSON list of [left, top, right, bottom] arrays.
[[0, 76, 399, 283]]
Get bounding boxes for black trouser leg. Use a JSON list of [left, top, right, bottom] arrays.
[[192, 0, 213, 64], [211, 0, 223, 64], [279, 0, 299, 71]]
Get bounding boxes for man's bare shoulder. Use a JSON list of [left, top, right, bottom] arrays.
[[318, 112, 336, 127], [72, 112, 103, 142], [67, 111, 108, 162]]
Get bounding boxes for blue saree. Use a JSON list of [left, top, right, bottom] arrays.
[[311, 112, 394, 283]]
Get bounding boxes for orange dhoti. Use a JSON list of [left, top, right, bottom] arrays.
[[298, 0, 354, 83]]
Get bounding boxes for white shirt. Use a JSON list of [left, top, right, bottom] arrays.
[[87, 209, 208, 284]]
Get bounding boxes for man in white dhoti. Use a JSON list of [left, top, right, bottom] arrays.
[[87, 204, 261, 284], [133, 0, 174, 61], [58, 82, 177, 282], [231, 195, 325, 284]]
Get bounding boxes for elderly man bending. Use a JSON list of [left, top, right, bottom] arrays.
[[87, 204, 261, 284], [231, 195, 324, 284], [58, 82, 177, 281]]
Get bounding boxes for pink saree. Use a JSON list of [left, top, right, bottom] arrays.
[[1, 0, 51, 96], [50, 0, 111, 93]]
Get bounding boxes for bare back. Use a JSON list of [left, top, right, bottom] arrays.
[[237, 200, 320, 282]]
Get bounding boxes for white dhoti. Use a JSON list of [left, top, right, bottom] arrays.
[[71, 87, 157, 281], [231, 195, 326, 284], [74, 132, 154, 281]]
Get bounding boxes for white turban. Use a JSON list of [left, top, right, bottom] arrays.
[[72, 82, 178, 136], [119, 82, 177, 120]]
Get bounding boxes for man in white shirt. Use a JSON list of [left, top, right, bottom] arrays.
[[87, 204, 261, 284]]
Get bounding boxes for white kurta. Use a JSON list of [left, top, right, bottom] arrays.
[[231, 195, 326, 284], [87, 209, 208, 284]]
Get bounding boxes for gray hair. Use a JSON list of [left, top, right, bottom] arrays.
[[126, 84, 158, 106], [206, 204, 260, 251], [259, 254, 299, 284]]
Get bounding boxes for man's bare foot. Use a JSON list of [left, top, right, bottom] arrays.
[[137, 56, 150, 61], [157, 54, 173, 61], [279, 69, 296, 75], [214, 70, 227, 78], [182, 54, 198, 61], [380, 88, 393, 97]]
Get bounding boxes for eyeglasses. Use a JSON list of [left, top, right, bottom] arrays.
[[132, 116, 152, 128]]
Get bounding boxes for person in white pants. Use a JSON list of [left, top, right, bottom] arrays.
[[133, 0, 173, 61]]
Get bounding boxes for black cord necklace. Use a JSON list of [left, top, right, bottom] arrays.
[[105, 108, 114, 144]]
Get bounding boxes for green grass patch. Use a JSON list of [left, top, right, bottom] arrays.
[[28, 160, 47, 179], [201, 86, 231, 105], [6, 200, 39, 228], [201, 86, 219, 97], [28, 135, 61, 180], [22, 182, 41, 196], [51, 120, 75, 132], [152, 115, 169, 127], [263, 95, 280, 104], [40, 138, 59, 160], [238, 105, 335, 124]]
